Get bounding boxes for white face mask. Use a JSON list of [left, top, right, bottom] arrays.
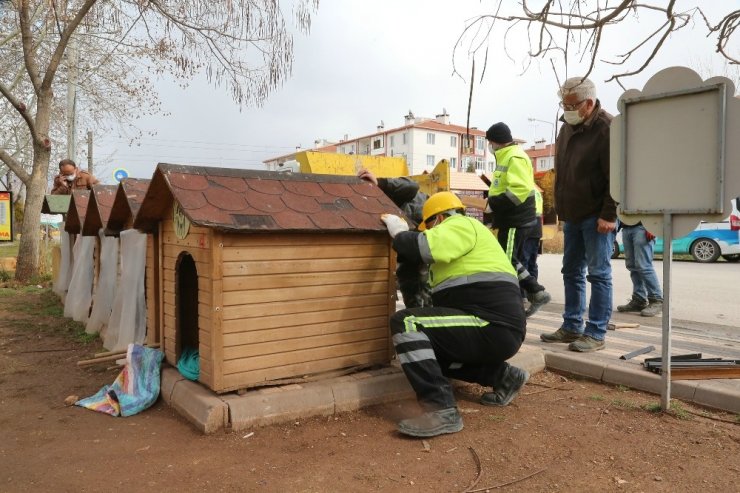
[[563, 110, 584, 126], [65, 174, 76, 182]]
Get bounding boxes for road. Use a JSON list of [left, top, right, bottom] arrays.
[[535, 253, 740, 330]]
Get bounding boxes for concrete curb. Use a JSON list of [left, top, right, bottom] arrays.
[[164, 348, 549, 434], [542, 350, 740, 413]]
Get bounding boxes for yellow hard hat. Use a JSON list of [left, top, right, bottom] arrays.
[[419, 191, 465, 231]]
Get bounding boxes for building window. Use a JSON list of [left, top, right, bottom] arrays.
[[450, 136, 457, 147], [427, 133, 435, 145], [373, 137, 382, 150], [426, 155, 435, 167], [476, 157, 485, 171], [402, 132, 407, 144], [476, 136, 485, 152], [463, 135, 472, 151], [450, 157, 457, 169], [390, 135, 395, 147]]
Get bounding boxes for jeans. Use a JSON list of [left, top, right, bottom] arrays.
[[622, 224, 663, 302], [561, 215, 615, 340]]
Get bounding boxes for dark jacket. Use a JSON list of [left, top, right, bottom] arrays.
[[554, 100, 617, 222], [377, 177, 427, 227], [51, 170, 99, 195]]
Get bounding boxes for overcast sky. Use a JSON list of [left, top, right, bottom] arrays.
[[94, 0, 737, 182]]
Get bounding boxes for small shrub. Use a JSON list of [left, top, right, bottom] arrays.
[[0, 268, 11, 282]]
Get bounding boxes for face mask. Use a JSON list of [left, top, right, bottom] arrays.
[[563, 111, 584, 126], [65, 174, 76, 182]]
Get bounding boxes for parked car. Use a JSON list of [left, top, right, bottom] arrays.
[[612, 198, 740, 263]]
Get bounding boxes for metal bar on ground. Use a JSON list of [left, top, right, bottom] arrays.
[[620, 345, 655, 360]]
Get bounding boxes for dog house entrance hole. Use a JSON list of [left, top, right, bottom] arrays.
[[175, 253, 199, 360]]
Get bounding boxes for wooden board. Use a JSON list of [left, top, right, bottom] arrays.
[[669, 367, 740, 380], [220, 350, 388, 393]]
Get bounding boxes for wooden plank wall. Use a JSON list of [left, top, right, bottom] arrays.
[[218, 233, 393, 392], [160, 208, 215, 389], [145, 232, 160, 346]]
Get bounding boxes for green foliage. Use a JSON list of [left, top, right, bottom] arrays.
[[0, 268, 11, 282], [589, 394, 605, 401]]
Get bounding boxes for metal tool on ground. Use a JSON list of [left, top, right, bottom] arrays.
[[643, 353, 740, 380], [608, 321, 640, 330], [620, 345, 655, 360]]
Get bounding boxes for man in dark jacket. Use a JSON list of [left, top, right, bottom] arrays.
[[51, 159, 99, 195], [540, 77, 617, 352], [358, 168, 431, 308]]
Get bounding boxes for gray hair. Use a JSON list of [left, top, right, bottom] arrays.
[[558, 77, 597, 101]]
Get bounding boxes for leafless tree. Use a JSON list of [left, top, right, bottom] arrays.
[[0, 0, 318, 281], [453, 1, 738, 89]]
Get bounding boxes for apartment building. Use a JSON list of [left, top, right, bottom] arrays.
[[524, 140, 555, 174], [264, 110, 493, 175]]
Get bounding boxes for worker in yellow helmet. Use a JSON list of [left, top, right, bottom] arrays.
[[380, 191, 528, 438]]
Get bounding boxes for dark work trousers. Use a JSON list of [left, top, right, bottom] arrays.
[[396, 261, 432, 308], [390, 306, 524, 411], [497, 226, 545, 295]]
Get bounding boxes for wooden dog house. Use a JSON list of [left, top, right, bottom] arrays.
[[134, 164, 402, 393], [106, 178, 158, 345], [64, 190, 90, 236]]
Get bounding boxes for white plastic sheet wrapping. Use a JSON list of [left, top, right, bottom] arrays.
[[52, 227, 74, 299], [85, 230, 119, 335], [103, 230, 147, 352], [63, 235, 95, 323]]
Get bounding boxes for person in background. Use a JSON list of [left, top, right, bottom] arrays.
[[540, 76, 617, 352], [485, 122, 551, 317], [616, 221, 663, 317], [521, 186, 544, 291], [358, 168, 431, 308], [380, 192, 528, 438], [51, 159, 99, 195]]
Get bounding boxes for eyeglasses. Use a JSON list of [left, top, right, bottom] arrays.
[[559, 99, 587, 111]]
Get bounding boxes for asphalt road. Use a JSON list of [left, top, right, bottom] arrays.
[[535, 253, 740, 330]]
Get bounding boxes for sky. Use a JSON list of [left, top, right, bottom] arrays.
[[92, 0, 738, 183]]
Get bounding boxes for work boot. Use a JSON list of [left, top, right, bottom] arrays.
[[540, 327, 581, 343], [525, 289, 551, 317], [568, 335, 605, 352], [641, 299, 663, 317], [480, 366, 530, 407], [397, 407, 464, 438], [616, 296, 648, 313]]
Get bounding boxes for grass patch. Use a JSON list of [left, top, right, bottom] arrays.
[[611, 398, 637, 409], [589, 394, 605, 401], [643, 401, 693, 420], [487, 414, 506, 422], [615, 385, 631, 393]]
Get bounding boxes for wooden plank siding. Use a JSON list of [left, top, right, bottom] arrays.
[[159, 210, 215, 388], [145, 232, 160, 346], [217, 232, 394, 392]]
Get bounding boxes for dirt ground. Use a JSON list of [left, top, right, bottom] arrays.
[[1, 287, 739, 493]]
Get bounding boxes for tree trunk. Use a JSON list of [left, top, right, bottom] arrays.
[[15, 83, 54, 282], [14, 153, 49, 282]]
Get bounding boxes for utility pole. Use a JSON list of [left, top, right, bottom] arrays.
[[87, 131, 93, 175], [66, 35, 79, 162]]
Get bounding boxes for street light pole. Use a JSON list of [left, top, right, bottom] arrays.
[[527, 117, 556, 172]]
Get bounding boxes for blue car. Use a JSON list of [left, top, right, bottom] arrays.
[[613, 199, 740, 263]]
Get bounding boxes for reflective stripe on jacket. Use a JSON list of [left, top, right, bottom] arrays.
[[487, 144, 536, 229], [418, 215, 517, 292]]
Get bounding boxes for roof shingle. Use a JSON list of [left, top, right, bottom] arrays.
[[134, 164, 404, 233]]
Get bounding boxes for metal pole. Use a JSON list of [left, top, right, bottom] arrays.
[[66, 36, 79, 161], [87, 131, 93, 175], [660, 213, 673, 410]]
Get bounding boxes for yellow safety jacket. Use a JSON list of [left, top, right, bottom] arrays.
[[420, 215, 517, 292], [487, 144, 537, 228]]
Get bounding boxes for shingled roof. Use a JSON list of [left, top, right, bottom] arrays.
[[134, 164, 403, 233], [106, 178, 151, 235], [82, 185, 118, 236], [64, 190, 90, 234]]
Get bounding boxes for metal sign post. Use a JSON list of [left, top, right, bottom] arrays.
[[660, 213, 673, 410]]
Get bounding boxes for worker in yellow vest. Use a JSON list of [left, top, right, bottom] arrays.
[[380, 192, 528, 438], [486, 122, 551, 317]]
